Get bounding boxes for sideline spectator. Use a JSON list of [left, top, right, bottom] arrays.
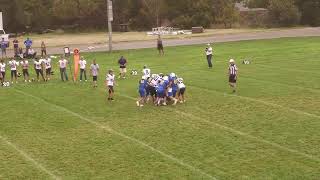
[[13, 39, 19, 57], [41, 41, 47, 56], [24, 37, 33, 53], [1, 38, 7, 59], [157, 35, 164, 56], [25, 48, 37, 59]]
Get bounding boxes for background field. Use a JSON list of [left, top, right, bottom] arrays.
[[0, 37, 320, 179]]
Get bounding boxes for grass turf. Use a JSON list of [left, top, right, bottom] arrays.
[[0, 37, 319, 179]]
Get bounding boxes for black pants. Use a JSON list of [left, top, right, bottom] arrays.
[[36, 69, 45, 81], [41, 50, 47, 56], [23, 69, 29, 78], [1, 72, 5, 80], [80, 69, 87, 80], [60, 68, 68, 81], [207, 54, 213, 68], [11, 70, 17, 79]]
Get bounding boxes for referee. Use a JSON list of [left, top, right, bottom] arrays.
[[205, 43, 213, 68], [228, 59, 238, 93]]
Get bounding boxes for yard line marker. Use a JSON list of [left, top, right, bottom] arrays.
[[190, 85, 320, 119], [178, 108, 320, 163], [14, 89, 216, 180], [0, 135, 60, 180]]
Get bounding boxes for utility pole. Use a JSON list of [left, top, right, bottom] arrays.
[[107, 0, 113, 53]]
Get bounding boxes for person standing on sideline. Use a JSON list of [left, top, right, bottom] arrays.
[[106, 69, 115, 101], [34, 58, 45, 82], [157, 35, 164, 56], [205, 43, 213, 68], [8, 59, 19, 84], [20, 59, 31, 82], [90, 59, 99, 88], [13, 38, 19, 57], [44, 56, 52, 81], [41, 41, 47, 56], [228, 59, 238, 93], [118, 56, 127, 79], [79, 56, 87, 82], [24, 37, 33, 54], [1, 38, 7, 59], [58, 56, 68, 81], [0, 59, 6, 84]]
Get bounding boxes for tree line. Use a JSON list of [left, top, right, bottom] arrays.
[[0, 0, 319, 33]]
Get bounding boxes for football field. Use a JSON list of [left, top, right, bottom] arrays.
[[0, 37, 319, 179]]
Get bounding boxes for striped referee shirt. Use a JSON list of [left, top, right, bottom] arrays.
[[229, 64, 238, 75]]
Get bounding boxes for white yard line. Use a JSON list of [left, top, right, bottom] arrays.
[[181, 107, 320, 163], [14, 89, 216, 180], [0, 135, 60, 180], [115, 92, 320, 162], [190, 85, 320, 119]]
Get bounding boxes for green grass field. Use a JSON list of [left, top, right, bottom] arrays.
[[0, 37, 320, 179]]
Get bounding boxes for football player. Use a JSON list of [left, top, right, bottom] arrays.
[[177, 78, 186, 103], [136, 76, 147, 107], [106, 69, 116, 101]]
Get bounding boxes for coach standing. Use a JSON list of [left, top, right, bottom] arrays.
[[157, 35, 164, 56], [118, 56, 127, 79], [205, 43, 213, 68]]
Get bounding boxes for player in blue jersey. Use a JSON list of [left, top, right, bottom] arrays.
[[156, 79, 166, 106], [170, 73, 178, 98], [166, 74, 178, 105], [136, 76, 147, 107]]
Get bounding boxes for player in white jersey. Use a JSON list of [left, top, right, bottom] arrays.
[[0, 59, 6, 84], [142, 65, 151, 78], [20, 59, 31, 82], [44, 56, 52, 81], [90, 59, 99, 88], [34, 58, 45, 82], [58, 56, 68, 81], [8, 59, 19, 83], [177, 78, 186, 103], [79, 56, 87, 82], [106, 69, 116, 101]]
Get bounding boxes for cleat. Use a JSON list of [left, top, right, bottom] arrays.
[[136, 101, 140, 107], [140, 104, 144, 107], [173, 99, 178, 105]]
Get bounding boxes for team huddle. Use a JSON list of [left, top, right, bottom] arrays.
[[136, 66, 186, 107]]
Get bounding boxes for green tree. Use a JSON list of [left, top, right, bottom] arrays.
[[268, 0, 301, 26], [296, 0, 320, 26]]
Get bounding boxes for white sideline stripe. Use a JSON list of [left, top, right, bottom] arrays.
[[100, 92, 320, 162], [14, 89, 216, 180], [183, 108, 320, 163], [0, 135, 60, 180], [190, 85, 320, 120]]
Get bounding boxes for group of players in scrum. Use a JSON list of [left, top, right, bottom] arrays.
[[136, 66, 186, 107]]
